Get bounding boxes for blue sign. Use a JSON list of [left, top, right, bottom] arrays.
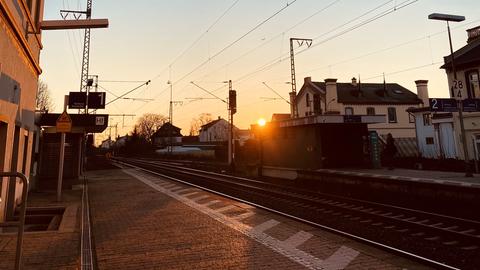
[[369, 131, 381, 169], [429, 98, 458, 112], [343, 115, 362, 123], [462, 99, 480, 112]]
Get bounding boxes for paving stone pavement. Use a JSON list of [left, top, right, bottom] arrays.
[[0, 190, 81, 270], [88, 167, 431, 270]]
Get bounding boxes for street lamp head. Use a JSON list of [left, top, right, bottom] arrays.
[[428, 13, 465, 22]]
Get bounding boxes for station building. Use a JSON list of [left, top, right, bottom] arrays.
[[1, 0, 45, 222], [253, 114, 385, 179]]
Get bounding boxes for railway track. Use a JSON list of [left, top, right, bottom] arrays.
[[113, 157, 480, 270]]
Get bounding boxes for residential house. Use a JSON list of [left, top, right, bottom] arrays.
[[152, 122, 182, 148], [296, 77, 423, 138], [1, 0, 45, 222], [199, 117, 237, 142], [410, 26, 480, 161]]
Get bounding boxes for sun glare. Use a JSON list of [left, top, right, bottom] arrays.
[[257, 118, 266, 127]]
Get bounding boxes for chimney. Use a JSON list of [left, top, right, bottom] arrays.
[[325, 78, 339, 112], [351, 77, 357, 86], [467, 26, 480, 43], [415, 80, 429, 107], [304, 77, 312, 84]]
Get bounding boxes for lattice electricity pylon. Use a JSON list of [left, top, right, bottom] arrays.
[[60, 0, 93, 93], [80, 0, 93, 93], [289, 38, 312, 118]]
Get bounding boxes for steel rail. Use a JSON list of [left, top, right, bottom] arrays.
[[113, 159, 460, 270], [127, 159, 480, 246]]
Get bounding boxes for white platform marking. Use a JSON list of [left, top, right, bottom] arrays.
[[252, 219, 280, 232], [175, 188, 197, 194], [231, 211, 255, 221], [124, 169, 360, 270], [321, 246, 360, 270], [284, 231, 313, 248], [181, 191, 199, 197], [192, 195, 209, 202], [203, 200, 221, 207], [215, 205, 236, 213]]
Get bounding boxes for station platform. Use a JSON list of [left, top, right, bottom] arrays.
[[0, 189, 81, 269], [87, 165, 429, 269], [318, 167, 480, 188], [0, 164, 433, 269]]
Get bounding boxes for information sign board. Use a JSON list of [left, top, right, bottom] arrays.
[[429, 98, 458, 112], [68, 92, 87, 109], [462, 99, 480, 112]]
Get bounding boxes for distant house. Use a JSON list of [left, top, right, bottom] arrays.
[[296, 77, 423, 138], [152, 122, 182, 148], [100, 138, 113, 149], [199, 117, 237, 142], [198, 117, 250, 145]]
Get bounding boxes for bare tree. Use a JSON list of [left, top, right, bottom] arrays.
[[189, 113, 213, 135], [136, 113, 168, 142], [36, 80, 54, 111]]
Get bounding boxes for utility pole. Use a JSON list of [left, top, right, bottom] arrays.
[[167, 80, 183, 154], [190, 81, 235, 168], [289, 38, 312, 118], [429, 13, 472, 177], [228, 80, 237, 171]]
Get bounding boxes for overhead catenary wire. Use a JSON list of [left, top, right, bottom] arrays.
[[138, 0, 300, 114], [156, 1, 420, 124], [262, 82, 290, 104], [232, 0, 420, 85], [191, 0, 341, 83], [148, 0, 242, 82]]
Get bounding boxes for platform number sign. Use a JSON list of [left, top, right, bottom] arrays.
[[88, 92, 106, 109], [452, 79, 465, 100], [429, 98, 458, 112]]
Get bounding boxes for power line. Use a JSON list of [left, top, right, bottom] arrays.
[[262, 82, 290, 104], [169, 0, 299, 88], [232, 0, 420, 85], [149, 0, 242, 82], [191, 0, 341, 83], [138, 1, 299, 114], [363, 61, 443, 81], [300, 18, 480, 76]]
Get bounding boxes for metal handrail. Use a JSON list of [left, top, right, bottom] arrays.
[[0, 172, 29, 270]]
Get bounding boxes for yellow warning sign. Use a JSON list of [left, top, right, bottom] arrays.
[[56, 111, 72, 133]]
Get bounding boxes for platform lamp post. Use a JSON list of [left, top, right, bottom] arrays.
[[428, 13, 473, 177]]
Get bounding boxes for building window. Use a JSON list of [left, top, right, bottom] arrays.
[[408, 107, 415, 123], [306, 93, 310, 107], [313, 94, 321, 114], [345, 107, 354, 115], [423, 113, 431, 126], [387, 107, 397, 123], [366, 107, 375, 115], [466, 70, 480, 98], [426, 137, 434, 145]]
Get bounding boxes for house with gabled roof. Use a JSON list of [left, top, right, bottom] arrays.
[[295, 77, 424, 139], [152, 122, 182, 148], [199, 117, 238, 143]]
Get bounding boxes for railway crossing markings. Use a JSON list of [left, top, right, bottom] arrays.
[[123, 168, 361, 270]]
